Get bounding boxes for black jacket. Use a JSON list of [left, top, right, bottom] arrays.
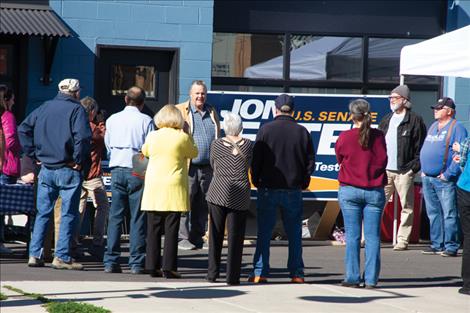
[[251, 115, 315, 189], [378, 109, 426, 173]]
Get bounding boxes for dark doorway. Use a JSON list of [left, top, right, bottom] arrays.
[[95, 46, 178, 118]]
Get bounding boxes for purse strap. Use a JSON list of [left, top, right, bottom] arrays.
[[441, 119, 457, 173]]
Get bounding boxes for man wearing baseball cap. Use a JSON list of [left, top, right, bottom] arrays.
[[420, 97, 467, 257], [249, 94, 315, 284], [378, 84, 426, 251], [19, 78, 91, 270]]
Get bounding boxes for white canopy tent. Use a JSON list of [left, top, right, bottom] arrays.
[[400, 25, 470, 80]]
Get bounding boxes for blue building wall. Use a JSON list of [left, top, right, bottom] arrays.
[[445, 0, 470, 128], [25, 0, 214, 114]]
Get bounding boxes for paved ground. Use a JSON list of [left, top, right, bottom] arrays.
[[1, 240, 469, 312]]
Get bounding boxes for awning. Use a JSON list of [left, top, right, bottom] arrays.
[[0, 4, 71, 37], [400, 25, 470, 79]]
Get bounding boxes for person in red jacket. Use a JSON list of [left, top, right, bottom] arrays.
[[335, 98, 388, 289]]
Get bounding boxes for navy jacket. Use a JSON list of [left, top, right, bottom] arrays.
[[19, 93, 92, 169], [251, 115, 315, 189]]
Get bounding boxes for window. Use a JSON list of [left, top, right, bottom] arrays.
[[367, 38, 438, 84], [212, 33, 283, 79], [290, 35, 362, 81], [111, 65, 156, 98]]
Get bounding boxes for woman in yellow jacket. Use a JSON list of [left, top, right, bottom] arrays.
[[141, 104, 198, 279]]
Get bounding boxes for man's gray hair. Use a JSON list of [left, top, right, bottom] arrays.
[[223, 112, 243, 136]]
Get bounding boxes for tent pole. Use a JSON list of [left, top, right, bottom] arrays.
[[400, 75, 405, 85]]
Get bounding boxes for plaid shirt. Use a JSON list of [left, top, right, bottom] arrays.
[[190, 104, 216, 165], [460, 137, 470, 169]]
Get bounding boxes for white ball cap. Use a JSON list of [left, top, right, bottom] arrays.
[[58, 78, 80, 92]]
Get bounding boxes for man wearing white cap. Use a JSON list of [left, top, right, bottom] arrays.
[[19, 78, 91, 270]]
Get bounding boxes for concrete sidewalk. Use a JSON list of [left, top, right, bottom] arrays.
[[1, 280, 469, 313], [1, 242, 469, 312]]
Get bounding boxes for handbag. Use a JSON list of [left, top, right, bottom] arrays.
[[131, 152, 149, 179]]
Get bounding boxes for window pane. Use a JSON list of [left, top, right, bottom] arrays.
[[290, 35, 362, 81], [212, 33, 284, 79], [368, 38, 438, 84], [111, 65, 156, 97]]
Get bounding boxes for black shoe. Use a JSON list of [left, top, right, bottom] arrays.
[[130, 267, 145, 275], [365, 284, 377, 289], [440, 250, 457, 257], [104, 265, 122, 273], [341, 281, 360, 288], [149, 270, 163, 278], [206, 276, 217, 283], [88, 245, 104, 260], [227, 281, 240, 286], [458, 287, 470, 295], [163, 270, 182, 279]]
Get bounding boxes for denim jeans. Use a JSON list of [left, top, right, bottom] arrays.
[[104, 168, 146, 270], [252, 188, 304, 278], [0, 173, 17, 184], [422, 176, 461, 253], [29, 166, 82, 262], [338, 185, 385, 286]]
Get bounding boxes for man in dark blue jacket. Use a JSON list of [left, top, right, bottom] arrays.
[[249, 94, 315, 284], [19, 78, 91, 270]]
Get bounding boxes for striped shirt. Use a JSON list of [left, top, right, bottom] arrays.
[[206, 138, 253, 211]]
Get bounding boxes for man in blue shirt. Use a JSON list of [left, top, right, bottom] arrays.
[[420, 97, 467, 257], [103, 86, 154, 274], [176, 80, 220, 250], [19, 78, 91, 270]]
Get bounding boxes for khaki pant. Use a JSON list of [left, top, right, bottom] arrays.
[[77, 177, 109, 246], [46, 177, 109, 256], [384, 170, 415, 245]]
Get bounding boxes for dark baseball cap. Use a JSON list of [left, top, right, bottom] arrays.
[[431, 97, 455, 110], [274, 94, 294, 111]]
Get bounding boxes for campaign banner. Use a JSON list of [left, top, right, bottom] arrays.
[[207, 91, 390, 200]]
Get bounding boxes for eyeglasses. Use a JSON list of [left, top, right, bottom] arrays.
[[388, 96, 402, 100]]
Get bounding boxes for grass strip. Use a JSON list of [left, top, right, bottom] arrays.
[[3, 285, 110, 313]]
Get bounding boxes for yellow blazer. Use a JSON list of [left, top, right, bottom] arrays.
[[140, 127, 198, 212]]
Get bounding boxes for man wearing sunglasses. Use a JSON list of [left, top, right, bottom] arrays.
[[378, 85, 426, 251]]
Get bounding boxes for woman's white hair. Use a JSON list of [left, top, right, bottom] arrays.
[[223, 112, 243, 136]]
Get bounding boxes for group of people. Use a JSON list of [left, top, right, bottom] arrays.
[[336, 85, 468, 295], [0, 78, 468, 294]]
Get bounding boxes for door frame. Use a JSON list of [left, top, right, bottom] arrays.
[[94, 44, 179, 106]]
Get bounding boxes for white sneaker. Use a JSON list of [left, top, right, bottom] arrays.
[[0, 243, 13, 255]]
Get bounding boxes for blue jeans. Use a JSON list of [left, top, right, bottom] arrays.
[[338, 185, 385, 286], [252, 188, 304, 278], [0, 173, 17, 185], [29, 166, 82, 262], [422, 176, 461, 253], [104, 168, 146, 269]]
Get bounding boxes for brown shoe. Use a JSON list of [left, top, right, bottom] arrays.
[[52, 257, 83, 270], [247, 276, 268, 283], [291, 276, 305, 284]]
